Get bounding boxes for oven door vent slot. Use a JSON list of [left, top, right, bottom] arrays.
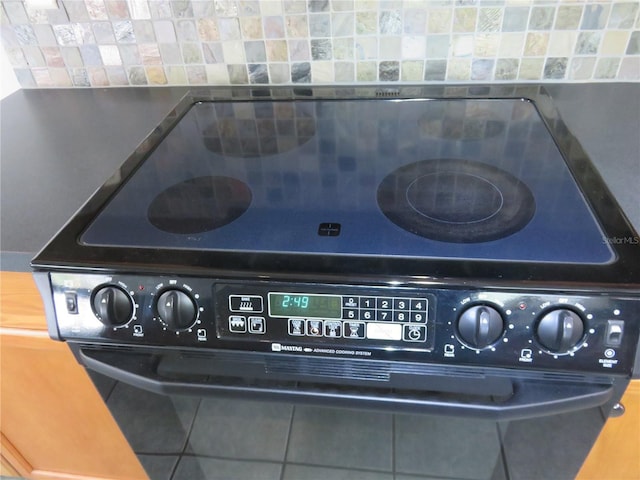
[[266, 357, 391, 382]]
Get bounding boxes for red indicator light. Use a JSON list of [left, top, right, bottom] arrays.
[[519, 302, 527, 310]]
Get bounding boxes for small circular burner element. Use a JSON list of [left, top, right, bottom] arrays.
[[148, 176, 251, 234], [377, 159, 535, 243]]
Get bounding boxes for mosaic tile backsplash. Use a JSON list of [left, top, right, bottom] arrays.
[[2, 0, 639, 88]]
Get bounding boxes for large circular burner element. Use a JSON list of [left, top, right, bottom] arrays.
[[148, 176, 252, 234], [377, 159, 535, 243]]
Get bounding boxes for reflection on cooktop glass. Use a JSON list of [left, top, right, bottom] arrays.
[[81, 98, 613, 264]]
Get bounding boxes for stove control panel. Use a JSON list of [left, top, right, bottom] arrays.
[[215, 284, 435, 350], [47, 273, 640, 375]]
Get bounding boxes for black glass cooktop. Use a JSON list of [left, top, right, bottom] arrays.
[[81, 98, 613, 264]]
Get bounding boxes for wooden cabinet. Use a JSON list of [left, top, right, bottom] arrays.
[[0, 271, 147, 480], [1, 271, 638, 479]]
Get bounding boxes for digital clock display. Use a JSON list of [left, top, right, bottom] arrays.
[[268, 293, 342, 319]]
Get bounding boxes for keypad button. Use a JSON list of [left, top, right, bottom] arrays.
[[307, 320, 323, 337], [376, 309, 393, 322], [410, 299, 428, 312], [360, 309, 375, 321], [229, 316, 247, 333], [229, 295, 263, 313], [393, 310, 409, 322], [288, 318, 305, 336], [248, 316, 265, 334], [359, 297, 376, 309], [393, 298, 410, 311], [343, 308, 358, 320], [376, 297, 393, 310], [324, 321, 342, 338], [343, 321, 365, 338], [404, 324, 427, 342], [410, 312, 426, 323], [343, 297, 359, 308]]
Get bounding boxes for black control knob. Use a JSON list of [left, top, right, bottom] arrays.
[[457, 305, 504, 349], [156, 289, 197, 331], [92, 286, 133, 327], [536, 309, 584, 354]]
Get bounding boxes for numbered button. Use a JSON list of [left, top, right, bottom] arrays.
[[410, 312, 426, 323], [343, 297, 359, 308], [410, 299, 427, 312], [360, 309, 375, 321], [394, 298, 410, 311], [376, 297, 393, 310], [376, 309, 392, 322], [343, 308, 358, 320], [359, 297, 376, 309], [393, 310, 408, 322]]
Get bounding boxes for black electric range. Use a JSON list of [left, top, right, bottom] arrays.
[[32, 85, 640, 480]]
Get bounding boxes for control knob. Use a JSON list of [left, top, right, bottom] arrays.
[[92, 285, 133, 327], [536, 309, 584, 354], [156, 289, 197, 331], [456, 305, 504, 349]]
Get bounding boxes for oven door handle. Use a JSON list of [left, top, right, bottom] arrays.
[[76, 347, 617, 421]]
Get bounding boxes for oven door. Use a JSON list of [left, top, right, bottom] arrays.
[[73, 344, 625, 480]]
